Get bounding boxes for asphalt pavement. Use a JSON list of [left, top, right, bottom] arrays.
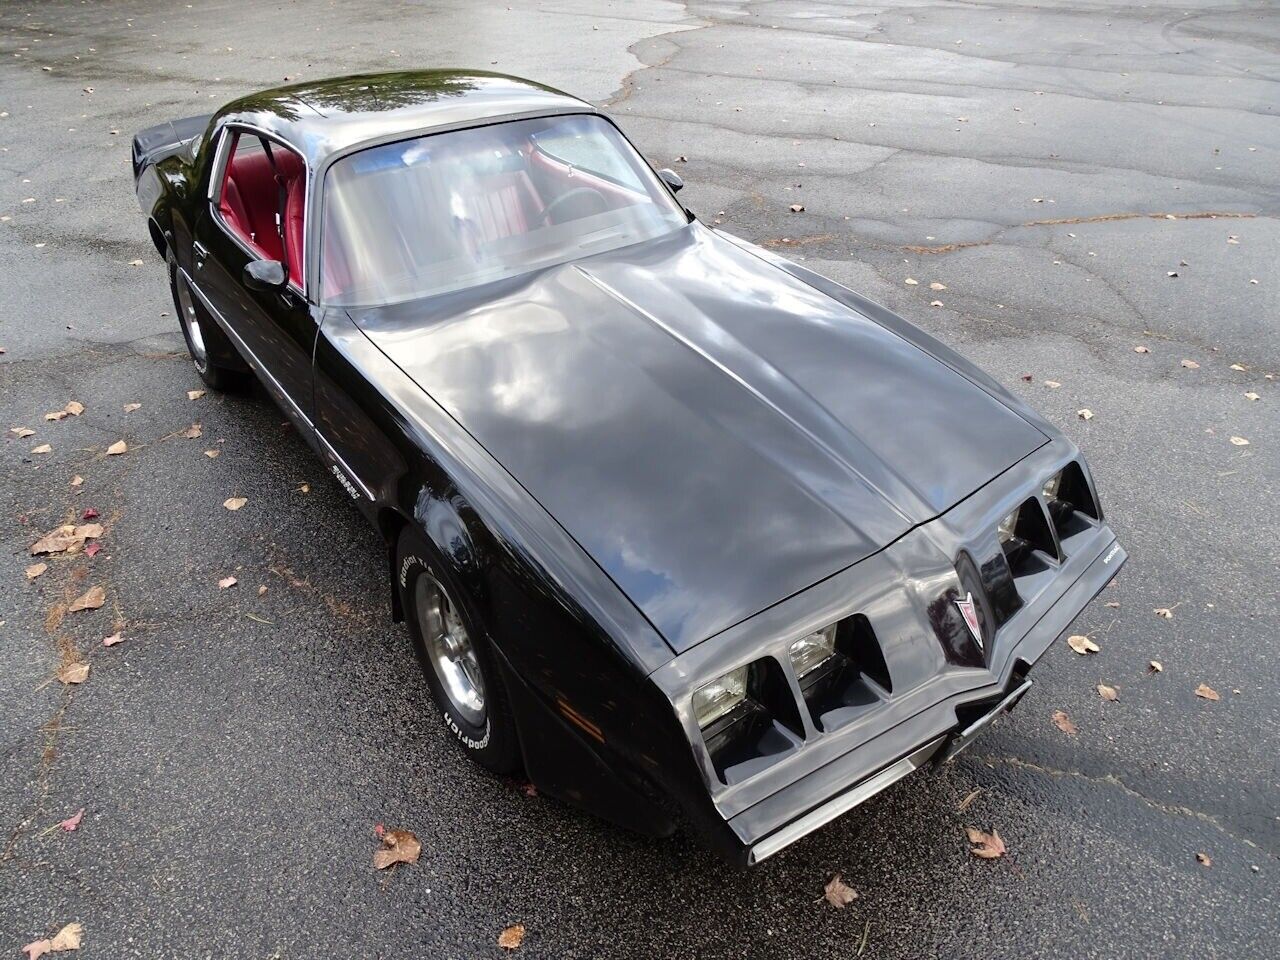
[[1, 1, 1277, 957]]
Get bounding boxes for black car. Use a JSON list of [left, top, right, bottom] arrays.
[[133, 70, 1126, 864]]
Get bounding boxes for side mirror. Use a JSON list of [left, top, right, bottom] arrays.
[[657, 168, 684, 193], [243, 259, 288, 292]]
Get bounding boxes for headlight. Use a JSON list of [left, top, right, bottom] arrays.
[[1042, 471, 1062, 501], [692, 666, 749, 729], [997, 507, 1020, 545], [789, 624, 838, 679]]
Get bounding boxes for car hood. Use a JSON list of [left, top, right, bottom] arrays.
[[352, 224, 1048, 652]]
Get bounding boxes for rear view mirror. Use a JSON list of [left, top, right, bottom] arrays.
[[243, 259, 288, 292], [657, 168, 684, 193]]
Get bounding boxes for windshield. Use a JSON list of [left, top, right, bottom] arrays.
[[320, 113, 687, 306]]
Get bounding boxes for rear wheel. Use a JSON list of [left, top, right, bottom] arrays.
[[168, 252, 247, 392], [397, 531, 521, 774]]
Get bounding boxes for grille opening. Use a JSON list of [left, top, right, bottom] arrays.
[[1000, 497, 1060, 575], [703, 658, 803, 785], [800, 615, 893, 732], [1044, 461, 1101, 552]]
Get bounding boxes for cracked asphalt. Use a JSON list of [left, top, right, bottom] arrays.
[[1, 1, 1277, 957]]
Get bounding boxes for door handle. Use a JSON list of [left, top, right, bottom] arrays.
[[192, 240, 209, 267]]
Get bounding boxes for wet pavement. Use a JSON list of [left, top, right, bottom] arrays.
[[1, 1, 1276, 957]]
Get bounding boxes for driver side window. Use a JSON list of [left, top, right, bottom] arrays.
[[215, 130, 307, 287]]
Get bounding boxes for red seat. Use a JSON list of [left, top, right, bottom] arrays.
[[218, 135, 305, 284]]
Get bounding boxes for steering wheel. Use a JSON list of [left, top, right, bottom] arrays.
[[538, 187, 608, 226]]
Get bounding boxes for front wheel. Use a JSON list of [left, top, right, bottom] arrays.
[[168, 252, 247, 392], [397, 531, 521, 774]]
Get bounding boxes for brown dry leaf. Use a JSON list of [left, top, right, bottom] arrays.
[[223, 496, 247, 511], [70, 475, 84, 487], [497, 924, 526, 951], [122, 402, 141, 413], [372, 828, 421, 869], [788, 203, 804, 213], [1148, 660, 1164, 673], [30, 525, 80, 555], [1066, 634, 1100, 655], [1229, 362, 1246, 371], [59, 808, 85, 831], [32, 443, 53, 454], [1195, 683, 1220, 702], [957, 787, 982, 811], [1134, 345, 1150, 353], [64, 401, 84, 416], [1077, 409, 1093, 420], [1154, 607, 1174, 620], [204, 449, 220, 458], [1180, 359, 1200, 369], [218, 576, 238, 590], [1097, 683, 1119, 702], [1244, 392, 1259, 401], [904, 277, 919, 285], [1105, 601, 1120, 608], [1044, 380, 1061, 389], [75, 523, 103, 540], [25, 562, 48, 580], [57, 662, 90, 685], [102, 632, 125, 647], [187, 389, 206, 400], [1052, 709, 1078, 735], [823, 873, 858, 908], [929, 299, 944, 307], [257, 585, 268, 596], [11, 426, 37, 438], [1229, 436, 1249, 446], [45, 410, 68, 422], [22, 921, 83, 959], [106, 440, 127, 455], [181, 423, 202, 439], [68, 586, 106, 612], [1196, 852, 1212, 867], [965, 827, 1006, 859], [929, 282, 947, 291]]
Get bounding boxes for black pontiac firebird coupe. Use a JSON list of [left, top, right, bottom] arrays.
[[133, 71, 1125, 864]]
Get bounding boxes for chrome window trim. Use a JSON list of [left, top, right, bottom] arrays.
[[205, 121, 310, 300], [178, 267, 373, 502]]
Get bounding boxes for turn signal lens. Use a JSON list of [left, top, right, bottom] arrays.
[[692, 666, 749, 729], [789, 624, 838, 679]]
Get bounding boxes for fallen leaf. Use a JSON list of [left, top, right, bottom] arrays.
[[1194, 683, 1220, 702], [122, 402, 141, 412], [904, 277, 918, 285], [1134, 345, 1150, 354], [75, 523, 103, 540], [106, 440, 127, 455], [297, 483, 310, 494], [1154, 607, 1174, 619], [218, 576, 238, 590], [25, 563, 48, 580], [223, 496, 247, 511], [22, 921, 83, 959], [1096, 683, 1119, 701], [32, 443, 53, 454], [965, 827, 1006, 859], [1044, 380, 1061, 389], [59, 808, 85, 831], [1196, 852, 1212, 867], [127, 258, 143, 266], [929, 299, 944, 307], [1229, 436, 1249, 446], [1051, 709, 1078, 735], [1148, 660, 1163, 673], [181, 423, 202, 439], [30, 525, 80, 555], [373, 822, 386, 838], [45, 411, 67, 422], [1105, 601, 1120, 608], [70, 475, 83, 487], [1167, 271, 1179, 278], [1067, 634, 1100, 655], [204, 449, 220, 458], [498, 924, 526, 951], [1019, 373, 1033, 382], [68, 586, 105, 612], [1229, 363, 1246, 371], [823, 873, 858, 908], [187, 389, 206, 400], [929, 282, 947, 291], [257, 585, 268, 596], [102, 632, 125, 647], [788, 203, 804, 213], [1077, 409, 1093, 420], [84, 543, 101, 558], [1180, 359, 1200, 370], [57, 662, 90, 685], [64, 401, 84, 416], [957, 787, 982, 811], [372, 828, 421, 869], [11, 426, 37, 438], [1244, 392, 1259, 401]]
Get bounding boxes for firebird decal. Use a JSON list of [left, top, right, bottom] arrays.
[[956, 592, 984, 651]]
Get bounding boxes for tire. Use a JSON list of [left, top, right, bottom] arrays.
[[168, 252, 248, 392], [396, 530, 521, 774]]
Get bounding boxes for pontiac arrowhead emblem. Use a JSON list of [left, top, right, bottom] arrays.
[[956, 592, 984, 651]]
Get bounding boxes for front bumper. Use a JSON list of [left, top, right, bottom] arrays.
[[651, 441, 1126, 864]]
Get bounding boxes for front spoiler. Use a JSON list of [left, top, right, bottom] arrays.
[[734, 535, 1126, 865]]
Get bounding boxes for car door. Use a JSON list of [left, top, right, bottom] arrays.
[[191, 126, 319, 424]]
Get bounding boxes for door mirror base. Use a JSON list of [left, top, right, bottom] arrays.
[[243, 259, 289, 292], [657, 168, 684, 193]]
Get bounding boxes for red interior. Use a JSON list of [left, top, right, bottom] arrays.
[[218, 134, 305, 285]]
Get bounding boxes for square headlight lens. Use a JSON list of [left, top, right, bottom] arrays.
[[692, 666, 749, 729], [1042, 472, 1062, 501], [789, 624, 838, 679], [997, 507, 1020, 545]]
